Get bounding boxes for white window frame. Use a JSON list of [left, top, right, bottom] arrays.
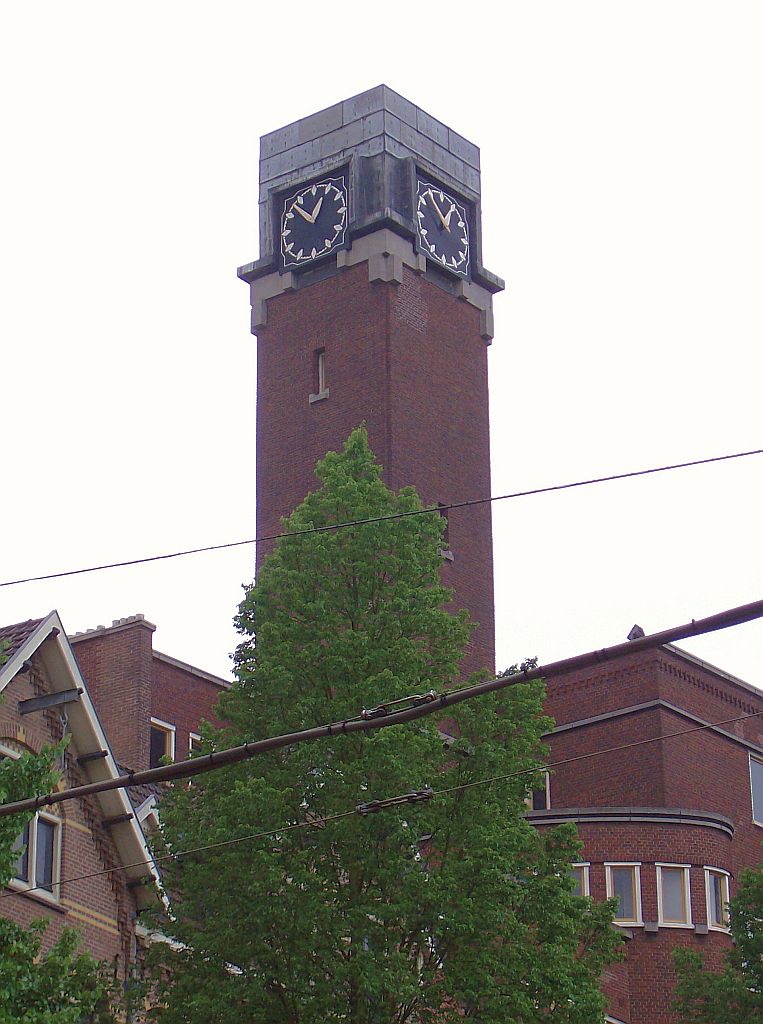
[[704, 866, 731, 932], [570, 862, 590, 898], [605, 862, 643, 926], [189, 731, 202, 753], [525, 770, 551, 811], [2, 744, 62, 904], [605, 1017, 627, 1024], [750, 754, 763, 826], [150, 716, 176, 767], [656, 863, 693, 928]]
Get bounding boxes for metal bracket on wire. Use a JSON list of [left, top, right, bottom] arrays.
[[360, 689, 438, 721], [356, 787, 434, 816]]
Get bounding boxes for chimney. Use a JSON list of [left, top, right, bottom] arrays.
[[70, 615, 156, 771]]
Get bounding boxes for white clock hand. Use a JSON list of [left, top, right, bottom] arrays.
[[428, 194, 450, 231], [308, 195, 324, 223], [293, 202, 315, 223]]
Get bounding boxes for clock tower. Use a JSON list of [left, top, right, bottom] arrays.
[[238, 86, 503, 676]]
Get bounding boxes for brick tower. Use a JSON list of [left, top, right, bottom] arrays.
[[238, 87, 503, 675]]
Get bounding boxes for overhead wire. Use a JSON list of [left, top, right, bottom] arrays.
[[1, 596, 762, 819], [1, 447, 760, 589], [4, 699, 763, 902]]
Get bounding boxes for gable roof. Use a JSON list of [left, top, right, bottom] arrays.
[[0, 611, 161, 910], [0, 618, 44, 663]]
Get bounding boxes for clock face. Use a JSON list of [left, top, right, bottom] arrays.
[[415, 180, 470, 277], [280, 176, 348, 268]]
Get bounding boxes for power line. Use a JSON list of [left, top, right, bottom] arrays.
[[1, 447, 760, 589], [5, 700, 763, 902], [2, 596, 761, 818]]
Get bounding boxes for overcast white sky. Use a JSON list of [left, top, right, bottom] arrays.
[[1, 2, 760, 691]]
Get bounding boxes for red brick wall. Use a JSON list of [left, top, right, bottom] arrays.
[[0, 661, 138, 981], [255, 261, 495, 676], [537, 819, 733, 1023], [71, 621, 154, 772], [538, 647, 763, 1023], [151, 657, 226, 761]]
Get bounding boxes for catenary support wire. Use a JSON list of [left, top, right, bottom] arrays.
[[0, 596, 761, 818]]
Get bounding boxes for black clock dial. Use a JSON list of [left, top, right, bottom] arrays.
[[281, 176, 348, 268], [415, 180, 470, 277]]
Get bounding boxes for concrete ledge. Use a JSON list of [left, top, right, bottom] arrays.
[[527, 806, 735, 837], [246, 229, 498, 340]]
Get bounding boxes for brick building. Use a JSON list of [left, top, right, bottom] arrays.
[[2, 86, 755, 1023], [69, 613, 229, 776], [532, 642, 763, 1023], [236, 86, 763, 1023], [0, 613, 160, 985], [0, 610, 230, 997]]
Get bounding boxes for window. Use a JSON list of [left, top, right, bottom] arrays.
[[437, 503, 453, 559], [570, 863, 590, 898], [657, 864, 692, 927], [189, 732, 202, 754], [149, 717, 176, 769], [3, 743, 62, 900], [309, 348, 329, 403], [12, 812, 61, 898], [525, 771, 551, 812], [705, 867, 730, 930], [750, 755, 763, 824], [605, 863, 642, 925]]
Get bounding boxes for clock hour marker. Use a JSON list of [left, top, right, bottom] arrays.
[[324, 239, 332, 248], [334, 224, 342, 232], [311, 185, 317, 195], [311, 247, 317, 258]]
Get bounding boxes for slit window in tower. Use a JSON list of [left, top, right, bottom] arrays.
[[309, 348, 328, 403], [438, 503, 453, 560]]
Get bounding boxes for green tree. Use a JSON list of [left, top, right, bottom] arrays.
[[0, 714, 116, 1021], [674, 865, 763, 1022], [147, 427, 620, 1023]]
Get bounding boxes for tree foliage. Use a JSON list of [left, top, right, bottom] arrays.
[[674, 864, 763, 1022], [0, 726, 116, 1022], [147, 427, 620, 1023]]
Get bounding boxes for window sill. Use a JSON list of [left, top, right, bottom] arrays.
[[658, 921, 694, 929], [707, 924, 731, 934], [613, 920, 643, 929], [439, 548, 454, 561], [309, 388, 330, 404], [6, 879, 66, 913]]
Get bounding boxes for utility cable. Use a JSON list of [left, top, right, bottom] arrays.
[[4, 701, 763, 902], [1, 447, 760, 589], [1, 596, 761, 818]]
